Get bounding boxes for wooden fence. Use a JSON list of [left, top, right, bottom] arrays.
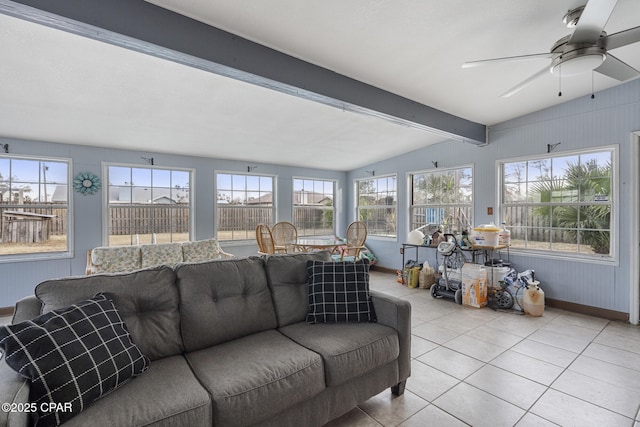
[[109, 206, 190, 235], [1, 204, 336, 238], [503, 206, 547, 241]]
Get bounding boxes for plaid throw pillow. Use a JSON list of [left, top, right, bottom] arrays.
[[0, 293, 149, 427], [306, 259, 376, 323]]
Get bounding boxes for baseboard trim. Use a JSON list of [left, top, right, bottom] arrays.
[[544, 298, 628, 322], [0, 306, 14, 317], [371, 265, 397, 275]]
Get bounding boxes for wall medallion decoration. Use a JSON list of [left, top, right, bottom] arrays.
[[73, 172, 101, 195]]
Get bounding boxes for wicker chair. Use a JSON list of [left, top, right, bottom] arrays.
[[334, 221, 368, 261], [271, 221, 298, 253], [256, 224, 286, 255]]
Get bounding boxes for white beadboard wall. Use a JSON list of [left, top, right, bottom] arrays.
[[349, 78, 640, 314], [0, 138, 347, 308]]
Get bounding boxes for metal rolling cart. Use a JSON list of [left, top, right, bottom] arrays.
[[400, 243, 437, 270]]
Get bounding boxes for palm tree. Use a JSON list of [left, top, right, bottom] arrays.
[[531, 160, 611, 254]]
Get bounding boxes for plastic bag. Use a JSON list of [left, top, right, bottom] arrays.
[[419, 261, 436, 289]]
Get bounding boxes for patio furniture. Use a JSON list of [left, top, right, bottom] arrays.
[[333, 221, 368, 261], [295, 237, 343, 254], [271, 221, 298, 253], [256, 223, 286, 254], [85, 238, 234, 274]]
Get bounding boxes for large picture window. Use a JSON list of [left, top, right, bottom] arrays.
[[500, 148, 614, 259], [0, 155, 70, 257], [293, 178, 335, 236], [356, 175, 396, 238], [106, 165, 192, 246], [410, 166, 473, 234], [216, 173, 275, 241]]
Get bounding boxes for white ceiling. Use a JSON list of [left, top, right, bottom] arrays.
[[1, 0, 639, 171]]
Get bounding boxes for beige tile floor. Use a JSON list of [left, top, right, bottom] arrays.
[[3, 271, 640, 427], [326, 271, 640, 427]]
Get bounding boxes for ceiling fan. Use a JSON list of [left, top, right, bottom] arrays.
[[462, 0, 640, 97]]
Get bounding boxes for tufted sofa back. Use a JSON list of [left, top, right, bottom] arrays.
[[35, 266, 183, 361], [175, 257, 278, 352]]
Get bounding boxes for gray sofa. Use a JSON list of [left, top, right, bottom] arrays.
[[0, 252, 411, 427]]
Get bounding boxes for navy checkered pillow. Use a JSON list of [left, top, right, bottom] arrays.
[[306, 259, 376, 323], [0, 293, 149, 427]]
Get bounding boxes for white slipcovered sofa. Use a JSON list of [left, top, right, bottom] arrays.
[[86, 238, 234, 274]]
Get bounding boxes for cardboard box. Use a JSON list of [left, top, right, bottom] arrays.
[[461, 263, 488, 308]]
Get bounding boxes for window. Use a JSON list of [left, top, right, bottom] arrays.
[[216, 173, 274, 241], [293, 178, 335, 236], [356, 175, 396, 237], [106, 165, 192, 245], [500, 148, 614, 259], [0, 155, 70, 257], [410, 166, 473, 234]]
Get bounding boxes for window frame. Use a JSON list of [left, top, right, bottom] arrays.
[[0, 153, 73, 262], [292, 177, 336, 237], [103, 163, 194, 246], [497, 145, 618, 264], [215, 171, 277, 243], [355, 174, 397, 239], [408, 165, 474, 235]]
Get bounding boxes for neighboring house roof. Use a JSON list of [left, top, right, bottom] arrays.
[[293, 191, 332, 205], [109, 186, 188, 204], [51, 185, 67, 202], [246, 191, 332, 205], [247, 193, 273, 205]]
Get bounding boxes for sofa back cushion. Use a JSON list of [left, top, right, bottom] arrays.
[[175, 257, 277, 352], [140, 242, 184, 268], [264, 251, 332, 327], [181, 238, 228, 262], [91, 245, 142, 273], [35, 266, 183, 361]]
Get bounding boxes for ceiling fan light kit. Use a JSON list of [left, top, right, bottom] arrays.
[[550, 48, 606, 76], [462, 0, 640, 97]]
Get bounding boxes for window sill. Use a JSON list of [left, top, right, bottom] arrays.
[[508, 248, 617, 266], [0, 251, 73, 264]]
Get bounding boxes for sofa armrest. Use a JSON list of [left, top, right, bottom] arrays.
[[12, 296, 42, 324], [370, 290, 411, 383], [0, 361, 30, 427]]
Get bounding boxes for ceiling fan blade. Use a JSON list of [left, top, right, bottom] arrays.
[[500, 66, 551, 97], [603, 25, 640, 50], [595, 53, 640, 81], [462, 53, 552, 69], [568, 0, 618, 44]]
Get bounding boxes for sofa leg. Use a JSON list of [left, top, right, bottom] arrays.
[[391, 380, 406, 396]]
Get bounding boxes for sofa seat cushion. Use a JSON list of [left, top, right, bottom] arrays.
[[60, 355, 211, 427], [140, 243, 184, 268], [185, 330, 324, 427], [279, 322, 400, 387], [91, 246, 141, 273]]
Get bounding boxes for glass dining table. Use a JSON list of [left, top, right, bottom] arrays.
[[295, 237, 344, 254]]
